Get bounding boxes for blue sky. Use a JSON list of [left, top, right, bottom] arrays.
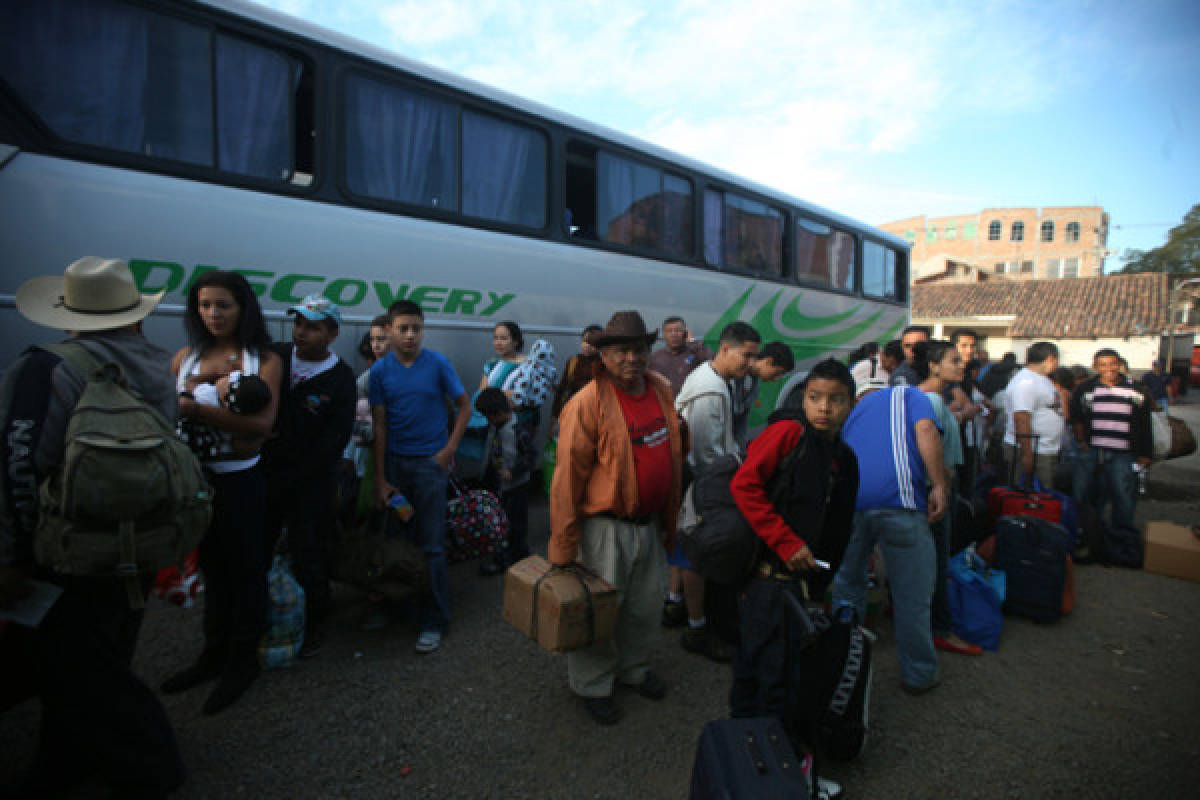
[[264, 0, 1200, 269]]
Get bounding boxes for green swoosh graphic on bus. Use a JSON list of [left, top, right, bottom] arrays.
[[702, 285, 907, 428], [780, 294, 860, 330]]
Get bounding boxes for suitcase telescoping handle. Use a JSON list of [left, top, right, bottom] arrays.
[[1011, 432, 1041, 491]]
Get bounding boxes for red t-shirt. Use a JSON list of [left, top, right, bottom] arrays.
[[612, 382, 673, 516]]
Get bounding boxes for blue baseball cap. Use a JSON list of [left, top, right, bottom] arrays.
[[288, 294, 342, 327]]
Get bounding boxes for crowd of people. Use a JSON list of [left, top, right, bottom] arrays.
[[0, 257, 1164, 797]]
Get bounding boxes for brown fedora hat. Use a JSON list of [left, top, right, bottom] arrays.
[[17, 257, 164, 332], [587, 310, 658, 349]]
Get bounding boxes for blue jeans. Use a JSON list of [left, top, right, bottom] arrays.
[[385, 454, 450, 633], [833, 508, 938, 688], [1072, 447, 1137, 531], [931, 487, 955, 638]]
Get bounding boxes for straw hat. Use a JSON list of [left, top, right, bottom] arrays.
[[16, 257, 165, 332]]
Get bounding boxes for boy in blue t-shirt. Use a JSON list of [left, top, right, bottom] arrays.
[[369, 300, 470, 654]]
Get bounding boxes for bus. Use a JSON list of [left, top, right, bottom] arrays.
[[0, 0, 910, 430]]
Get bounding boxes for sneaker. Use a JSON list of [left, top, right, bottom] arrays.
[[816, 777, 844, 800], [661, 598, 687, 628], [582, 695, 622, 725], [299, 627, 323, 659], [681, 626, 734, 663], [414, 630, 442, 654], [634, 670, 667, 701], [901, 670, 941, 696]]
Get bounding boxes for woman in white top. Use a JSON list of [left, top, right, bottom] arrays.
[[161, 271, 282, 715]]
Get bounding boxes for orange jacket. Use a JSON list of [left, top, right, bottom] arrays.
[[548, 368, 683, 564]]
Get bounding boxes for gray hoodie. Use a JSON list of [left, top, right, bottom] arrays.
[[675, 361, 738, 471]]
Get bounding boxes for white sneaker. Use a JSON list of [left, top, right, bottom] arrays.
[[816, 777, 843, 799], [414, 630, 442, 654]]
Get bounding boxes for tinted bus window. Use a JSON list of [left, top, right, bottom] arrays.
[[863, 240, 899, 299], [1, 0, 302, 181], [594, 151, 692, 257], [705, 190, 783, 275], [796, 216, 855, 290], [462, 110, 547, 228], [344, 74, 458, 210]]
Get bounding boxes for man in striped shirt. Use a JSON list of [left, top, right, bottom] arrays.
[[833, 383, 947, 695], [1069, 348, 1153, 531]]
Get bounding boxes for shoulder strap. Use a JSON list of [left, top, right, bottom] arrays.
[[41, 341, 170, 428]]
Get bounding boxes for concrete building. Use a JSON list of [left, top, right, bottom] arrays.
[[881, 206, 1109, 284]]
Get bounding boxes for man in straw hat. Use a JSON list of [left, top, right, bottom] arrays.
[[549, 310, 684, 725], [0, 257, 184, 796]]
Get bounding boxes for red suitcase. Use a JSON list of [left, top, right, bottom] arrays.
[[986, 487, 1063, 523], [987, 433, 1063, 524]]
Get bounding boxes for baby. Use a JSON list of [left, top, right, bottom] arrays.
[[177, 371, 272, 459]]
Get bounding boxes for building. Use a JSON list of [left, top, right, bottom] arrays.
[[911, 271, 1169, 368], [881, 207, 1109, 284]]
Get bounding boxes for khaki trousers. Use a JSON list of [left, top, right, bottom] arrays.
[[566, 515, 667, 698]]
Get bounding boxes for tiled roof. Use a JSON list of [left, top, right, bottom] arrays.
[[912, 273, 1168, 337]]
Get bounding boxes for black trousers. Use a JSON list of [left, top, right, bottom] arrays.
[[200, 466, 269, 659], [31, 574, 184, 796], [264, 467, 338, 622], [499, 482, 530, 561]]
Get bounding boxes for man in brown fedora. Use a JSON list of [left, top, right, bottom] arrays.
[[549, 310, 684, 725], [0, 257, 185, 796]]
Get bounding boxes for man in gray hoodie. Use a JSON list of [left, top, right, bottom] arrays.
[[664, 321, 761, 661]]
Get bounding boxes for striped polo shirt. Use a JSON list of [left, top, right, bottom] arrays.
[[1078, 378, 1144, 451]]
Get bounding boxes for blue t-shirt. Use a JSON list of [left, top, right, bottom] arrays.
[[842, 386, 940, 512], [368, 349, 466, 457]]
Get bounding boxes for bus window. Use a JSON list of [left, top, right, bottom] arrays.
[[1, 0, 304, 182], [795, 216, 855, 291], [863, 240, 901, 300], [462, 110, 547, 228], [584, 150, 693, 258], [343, 74, 458, 210], [708, 190, 783, 276]]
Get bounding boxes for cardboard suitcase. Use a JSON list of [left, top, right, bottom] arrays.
[[502, 556, 618, 654]]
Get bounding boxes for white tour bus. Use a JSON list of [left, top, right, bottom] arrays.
[[0, 0, 910, 432]]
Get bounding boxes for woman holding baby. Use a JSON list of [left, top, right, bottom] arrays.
[[160, 271, 282, 715]]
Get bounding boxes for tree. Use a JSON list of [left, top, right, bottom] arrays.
[[1119, 203, 1200, 277]]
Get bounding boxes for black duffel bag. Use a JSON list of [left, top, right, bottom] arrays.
[[678, 442, 805, 586]]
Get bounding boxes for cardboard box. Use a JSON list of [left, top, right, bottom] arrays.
[[502, 556, 618, 654], [1143, 521, 1200, 583]]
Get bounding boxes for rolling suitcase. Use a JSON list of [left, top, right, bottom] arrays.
[[986, 433, 1063, 524], [990, 516, 1071, 623], [689, 716, 812, 800]]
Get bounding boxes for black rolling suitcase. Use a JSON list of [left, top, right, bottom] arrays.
[[689, 716, 812, 800], [992, 515, 1070, 623]]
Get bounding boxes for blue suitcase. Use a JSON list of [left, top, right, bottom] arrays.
[[690, 716, 812, 800], [992, 516, 1070, 623]]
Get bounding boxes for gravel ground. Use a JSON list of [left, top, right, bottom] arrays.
[[3, 404, 1199, 799]]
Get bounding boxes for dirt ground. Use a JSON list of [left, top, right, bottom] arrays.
[[2, 403, 1198, 799]]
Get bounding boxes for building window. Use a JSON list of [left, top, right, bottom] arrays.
[[926, 227, 937, 242], [994, 262, 1005, 273], [903, 229, 916, 242], [1063, 257, 1079, 278], [1045, 258, 1061, 278], [962, 221, 978, 240], [1066, 221, 1080, 242], [1021, 260, 1034, 273], [988, 220, 1002, 240], [1010, 221, 1024, 241], [1040, 220, 1054, 242], [944, 223, 957, 240]]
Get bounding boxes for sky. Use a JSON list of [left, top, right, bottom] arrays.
[[263, 0, 1200, 269]]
